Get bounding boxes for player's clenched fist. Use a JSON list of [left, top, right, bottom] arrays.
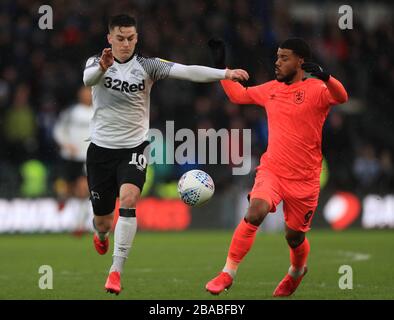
[[225, 69, 249, 82], [99, 48, 114, 71]]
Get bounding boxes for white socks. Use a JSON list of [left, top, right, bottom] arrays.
[[110, 208, 137, 274], [288, 265, 305, 279], [222, 267, 237, 279]]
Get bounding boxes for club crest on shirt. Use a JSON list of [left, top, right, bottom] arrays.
[[91, 190, 100, 200], [294, 90, 305, 104]]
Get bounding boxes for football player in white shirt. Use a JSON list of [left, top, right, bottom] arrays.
[[53, 86, 94, 235], [53, 86, 93, 199], [83, 14, 249, 295]]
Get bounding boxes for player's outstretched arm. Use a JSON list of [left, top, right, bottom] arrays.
[[83, 48, 114, 86], [168, 63, 249, 83], [324, 76, 348, 104], [302, 62, 348, 104], [166, 39, 247, 82], [221, 80, 255, 105], [166, 37, 248, 87], [207, 38, 254, 104]]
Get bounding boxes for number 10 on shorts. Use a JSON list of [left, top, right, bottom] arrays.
[[129, 153, 147, 171]]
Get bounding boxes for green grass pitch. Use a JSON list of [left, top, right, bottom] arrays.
[[0, 229, 393, 299]]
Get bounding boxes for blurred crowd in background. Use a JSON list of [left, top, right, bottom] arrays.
[[0, 0, 393, 198]]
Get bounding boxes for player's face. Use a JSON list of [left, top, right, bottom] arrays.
[[108, 26, 138, 61], [275, 48, 303, 83]]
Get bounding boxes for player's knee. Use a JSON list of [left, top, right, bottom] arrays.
[[246, 200, 270, 226], [285, 232, 305, 248], [119, 192, 138, 208]]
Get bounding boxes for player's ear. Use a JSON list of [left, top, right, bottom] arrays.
[[107, 33, 112, 45], [135, 33, 138, 44]]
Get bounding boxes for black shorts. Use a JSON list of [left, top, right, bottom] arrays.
[[86, 141, 149, 216], [60, 159, 86, 182]]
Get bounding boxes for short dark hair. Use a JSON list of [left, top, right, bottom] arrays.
[[279, 38, 311, 59], [108, 14, 137, 31]]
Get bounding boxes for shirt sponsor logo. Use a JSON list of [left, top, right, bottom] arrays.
[[103, 77, 145, 93]]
